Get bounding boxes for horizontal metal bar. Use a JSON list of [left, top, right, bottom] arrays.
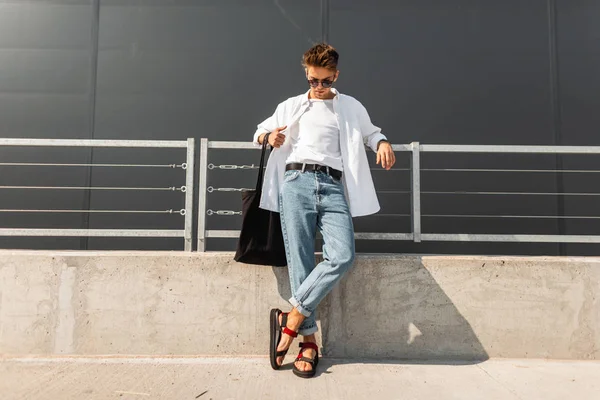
[[209, 141, 413, 152], [200, 230, 600, 243], [354, 232, 413, 240], [0, 138, 188, 148], [422, 214, 600, 219], [206, 230, 241, 238], [0, 186, 185, 191], [205, 230, 413, 241], [371, 213, 411, 217], [0, 229, 184, 237], [0, 162, 182, 168], [391, 144, 413, 151], [420, 168, 600, 173], [311, 190, 600, 196], [420, 234, 600, 243], [0, 209, 184, 214], [357, 213, 600, 219], [208, 141, 259, 149], [370, 168, 411, 171], [206, 142, 600, 154], [420, 144, 600, 154], [421, 191, 600, 196]]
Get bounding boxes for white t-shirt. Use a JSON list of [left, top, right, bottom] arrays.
[[285, 98, 343, 171]]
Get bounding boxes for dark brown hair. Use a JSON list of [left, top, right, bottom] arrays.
[[302, 43, 339, 71]]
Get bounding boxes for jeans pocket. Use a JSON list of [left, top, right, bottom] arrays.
[[283, 170, 301, 183]]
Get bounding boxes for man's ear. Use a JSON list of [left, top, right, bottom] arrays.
[[334, 70, 340, 81]]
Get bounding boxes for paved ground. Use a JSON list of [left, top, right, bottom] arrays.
[[1, 356, 599, 400]]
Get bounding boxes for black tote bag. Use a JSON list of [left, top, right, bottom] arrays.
[[234, 134, 287, 266]]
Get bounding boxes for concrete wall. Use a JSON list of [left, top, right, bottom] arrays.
[[0, 250, 598, 360]]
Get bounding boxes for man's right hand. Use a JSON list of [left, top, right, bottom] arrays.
[[262, 126, 287, 148]]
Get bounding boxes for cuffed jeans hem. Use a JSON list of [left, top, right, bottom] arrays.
[[288, 296, 313, 317], [298, 325, 319, 336]]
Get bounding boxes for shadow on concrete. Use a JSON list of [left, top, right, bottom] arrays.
[[271, 255, 489, 365], [310, 358, 487, 378]]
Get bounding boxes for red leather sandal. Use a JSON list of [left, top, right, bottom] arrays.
[[293, 342, 319, 378], [269, 308, 298, 370]]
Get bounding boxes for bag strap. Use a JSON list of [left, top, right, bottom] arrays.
[[255, 132, 271, 192]]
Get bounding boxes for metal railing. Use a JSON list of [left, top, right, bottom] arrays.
[[3, 138, 600, 251], [409, 143, 600, 244], [199, 141, 600, 249], [0, 138, 195, 251]]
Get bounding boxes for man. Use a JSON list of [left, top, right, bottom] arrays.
[[253, 43, 395, 378]]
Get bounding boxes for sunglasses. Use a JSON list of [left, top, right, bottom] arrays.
[[307, 75, 335, 88]]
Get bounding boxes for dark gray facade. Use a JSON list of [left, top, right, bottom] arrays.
[[0, 0, 598, 255]]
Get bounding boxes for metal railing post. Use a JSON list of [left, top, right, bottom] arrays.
[[197, 138, 209, 251], [183, 138, 195, 251], [411, 141, 422, 243]]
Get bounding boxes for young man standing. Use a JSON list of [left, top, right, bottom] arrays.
[[253, 43, 395, 378]]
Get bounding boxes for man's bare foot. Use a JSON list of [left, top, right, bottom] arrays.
[[295, 334, 317, 372], [275, 309, 304, 367]]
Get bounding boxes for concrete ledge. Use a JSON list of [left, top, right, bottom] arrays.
[[0, 250, 599, 360]]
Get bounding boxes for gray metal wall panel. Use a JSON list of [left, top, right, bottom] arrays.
[[94, 0, 321, 140], [89, 0, 321, 249], [556, 0, 600, 255], [331, 0, 561, 255], [0, 1, 93, 249]]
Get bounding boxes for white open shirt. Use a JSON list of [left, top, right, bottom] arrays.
[[252, 88, 388, 217]]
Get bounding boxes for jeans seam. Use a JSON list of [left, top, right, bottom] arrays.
[[279, 194, 293, 292], [296, 267, 325, 308]]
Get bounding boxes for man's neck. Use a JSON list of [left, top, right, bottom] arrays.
[[309, 91, 336, 100]]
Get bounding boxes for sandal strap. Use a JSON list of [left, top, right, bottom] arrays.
[[296, 342, 318, 363], [295, 356, 316, 365], [280, 311, 297, 338], [282, 327, 298, 338], [298, 342, 318, 351], [276, 349, 288, 357]]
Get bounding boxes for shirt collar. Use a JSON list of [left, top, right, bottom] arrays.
[[301, 88, 340, 106]]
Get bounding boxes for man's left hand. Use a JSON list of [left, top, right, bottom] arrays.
[[376, 142, 396, 170]]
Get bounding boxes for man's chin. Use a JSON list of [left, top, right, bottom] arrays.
[[310, 90, 329, 99]]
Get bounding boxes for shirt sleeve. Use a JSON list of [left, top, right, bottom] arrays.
[[252, 103, 282, 148], [356, 101, 387, 153]]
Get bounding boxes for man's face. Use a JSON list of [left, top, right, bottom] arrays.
[[306, 66, 339, 99]]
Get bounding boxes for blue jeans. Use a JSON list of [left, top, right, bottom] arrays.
[[279, 168, 356, 336]]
